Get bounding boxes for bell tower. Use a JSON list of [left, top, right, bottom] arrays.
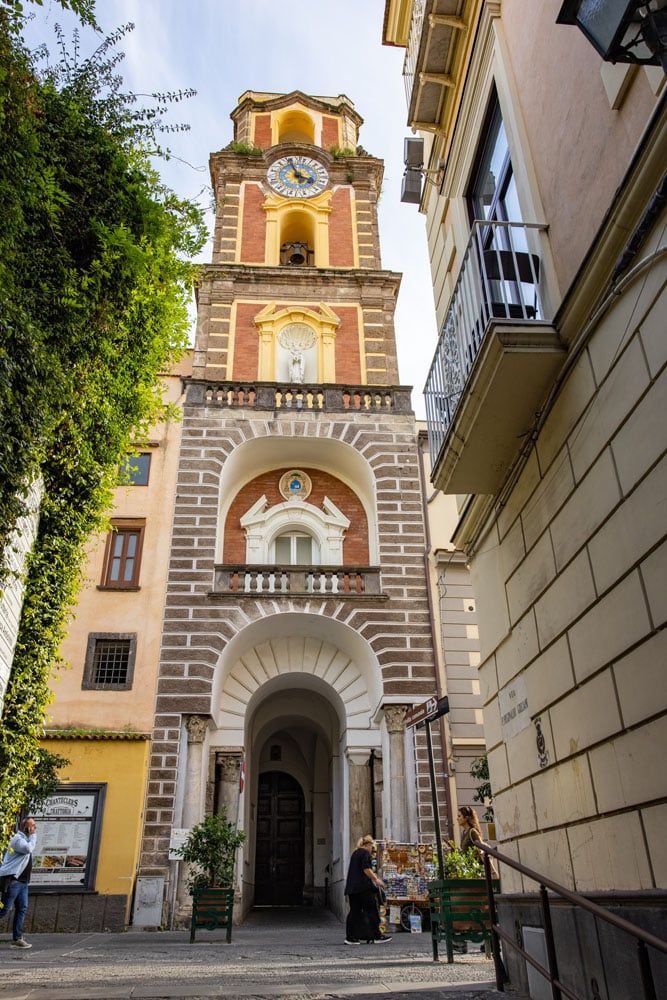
[[194, 90, 400, 389], [142, 92, 448, 926]]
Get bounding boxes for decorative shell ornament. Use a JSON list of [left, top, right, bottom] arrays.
[[278, 323, 316, 353]]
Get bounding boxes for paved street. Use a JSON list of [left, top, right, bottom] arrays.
[[0, 908, 526, 1000]]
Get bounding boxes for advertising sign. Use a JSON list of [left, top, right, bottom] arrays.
[[31, 785, 105, 891]]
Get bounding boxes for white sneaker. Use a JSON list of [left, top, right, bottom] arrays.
[[11, 938, 32, 949]]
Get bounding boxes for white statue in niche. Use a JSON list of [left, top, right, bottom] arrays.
[[278, 323, 316, 384]]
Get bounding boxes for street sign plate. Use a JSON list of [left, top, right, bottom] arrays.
[[404, 696, 449, 729]]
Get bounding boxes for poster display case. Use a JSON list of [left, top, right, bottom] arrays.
[[30, 783, 105, 892]]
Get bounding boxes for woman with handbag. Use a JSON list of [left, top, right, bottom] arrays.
[[343, 835, 391, 945]]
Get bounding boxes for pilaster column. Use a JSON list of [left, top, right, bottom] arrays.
[[384, 705, 409, 842], [175, 715, 209, 923], [217, 752, 242, 827], [347, 749, 372, 852]]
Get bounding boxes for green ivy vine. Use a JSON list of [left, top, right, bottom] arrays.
[[0, 6, 206, 845]]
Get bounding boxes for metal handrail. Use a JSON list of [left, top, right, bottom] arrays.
[[476, 840, 667, 999]]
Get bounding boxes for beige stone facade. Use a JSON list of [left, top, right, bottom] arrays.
[[384, 0, 666, 991]]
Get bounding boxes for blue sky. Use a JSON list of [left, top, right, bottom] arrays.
[[25, 0, 437, 414]]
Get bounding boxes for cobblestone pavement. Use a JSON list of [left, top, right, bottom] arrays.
[[0, 908, 527, 1000]]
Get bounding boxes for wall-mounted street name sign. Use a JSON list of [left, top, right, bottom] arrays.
[[404, 696, 450, 730]]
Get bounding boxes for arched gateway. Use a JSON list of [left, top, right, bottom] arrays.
[[138, 91, 450, 928], [213, 613, 382, 917]]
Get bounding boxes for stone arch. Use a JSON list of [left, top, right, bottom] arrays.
[[216, 434, 379, 564], [211, 611, 383, 740]]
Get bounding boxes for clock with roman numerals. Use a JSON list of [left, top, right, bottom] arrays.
[[267, 156, 329, 198]]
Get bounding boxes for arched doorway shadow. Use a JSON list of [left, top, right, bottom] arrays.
[[255, 771, 305, 906]]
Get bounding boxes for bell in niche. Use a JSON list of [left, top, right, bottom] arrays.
[[281, 241, 309, 266], [289, 247, 306, 265]]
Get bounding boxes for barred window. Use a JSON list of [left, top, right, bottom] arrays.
[[83, 633, 137, 690]]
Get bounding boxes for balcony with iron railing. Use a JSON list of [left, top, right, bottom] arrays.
[[211, 565, 384, 599], [424, 220, 564, 495], [403, 0, 468, 128]]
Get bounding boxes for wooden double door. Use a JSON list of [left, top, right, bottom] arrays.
[[254, 771, 305, 906]]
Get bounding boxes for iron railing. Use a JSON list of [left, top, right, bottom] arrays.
[[424, 219, 549, 467], [477, 841, 667, 1000], [213, 565, 383, 597], [403, 0, 427, 108]]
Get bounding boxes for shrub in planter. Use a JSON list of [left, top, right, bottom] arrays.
[[177, 811, 245, 891], [443, 844, 485, 880]]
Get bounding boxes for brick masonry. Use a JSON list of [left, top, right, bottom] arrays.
[[223, 466, 370, 564], [140, 406, 444, 878]]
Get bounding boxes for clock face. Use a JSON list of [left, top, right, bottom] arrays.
[[267, 156, 329, 199]]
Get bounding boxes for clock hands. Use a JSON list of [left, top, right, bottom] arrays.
[[287, 158, 312, 185]]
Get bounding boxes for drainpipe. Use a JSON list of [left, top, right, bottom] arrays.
[[416, 430, 455, 842]]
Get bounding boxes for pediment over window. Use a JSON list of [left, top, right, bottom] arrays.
[[240, 494, 350, 564]]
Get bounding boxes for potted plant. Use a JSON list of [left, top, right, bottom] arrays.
[[428, 843, 498, 963], [177, 810, 245, 942]]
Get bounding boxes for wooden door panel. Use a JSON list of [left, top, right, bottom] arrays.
[[255, 771, 305, 905]]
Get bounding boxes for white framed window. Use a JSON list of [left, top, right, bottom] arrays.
[[273, 531, 320, 566], [240, 494, 349, 565]]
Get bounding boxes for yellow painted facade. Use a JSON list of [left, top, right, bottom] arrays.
[[40, 736, 150, 918]]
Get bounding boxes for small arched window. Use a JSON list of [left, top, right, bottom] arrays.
[[273, 531, 320, 566]]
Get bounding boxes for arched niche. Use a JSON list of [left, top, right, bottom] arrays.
[[275, 109, 315, 145], [216, 436, 379, 564], [279, 208, 316, 267]]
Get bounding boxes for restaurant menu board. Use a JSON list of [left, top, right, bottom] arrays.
[[31, 790, 100, 888]]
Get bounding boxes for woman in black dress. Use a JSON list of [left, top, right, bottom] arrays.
[[343, 834, 391, 944]]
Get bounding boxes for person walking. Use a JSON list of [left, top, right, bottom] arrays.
[[343, 834, 391, 945], [457, 805, 498, 876], [0, 817, 37, 949]]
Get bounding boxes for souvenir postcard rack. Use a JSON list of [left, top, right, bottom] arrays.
[[374, 840, 438, 931]]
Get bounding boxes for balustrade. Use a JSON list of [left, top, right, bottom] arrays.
[[213, 565, 382, 597], [189, 381, 412, 413]]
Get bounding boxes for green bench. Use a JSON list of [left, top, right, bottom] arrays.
[[189, 886, 235, 943], [427, 878, 500, 963]]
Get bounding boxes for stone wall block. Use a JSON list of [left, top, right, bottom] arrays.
[[567, 812, 653, 891], [568, 571, 651, 683], [534, 550, 596, 648], [614, 629, 667, 727], [589, 715, 667, 812], [569, 336, 649, 484], [588, 452, 667, 593], [550, 447, 621, 573]]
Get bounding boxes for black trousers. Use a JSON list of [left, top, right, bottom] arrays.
[[346, 889, 381, 941]]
